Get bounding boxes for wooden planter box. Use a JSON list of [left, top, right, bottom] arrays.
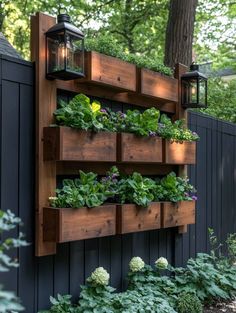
[[43, 205, 116, 243], [164, 140, 196, 164], [117, 202, 161, 234], [43, 127, 116, 162], [80, 51, 137, 91], [161, 201, 195, 228], [139, 68, 178, 102], [117, 133, 163, 163]]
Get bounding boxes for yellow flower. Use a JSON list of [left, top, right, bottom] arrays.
[[91, 101, 101, 113]]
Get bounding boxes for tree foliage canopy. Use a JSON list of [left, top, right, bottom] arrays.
[[0, 0, 235, 123], [1, 0, 235, 69]]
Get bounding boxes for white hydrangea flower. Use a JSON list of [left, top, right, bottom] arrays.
[[155, 257, 168, 270], [129, 257, 145, 272], [90, 267, 110, 286]]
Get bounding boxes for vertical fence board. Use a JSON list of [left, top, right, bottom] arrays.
[[1, 80, 19, 293], [18, 83, 35, 312]]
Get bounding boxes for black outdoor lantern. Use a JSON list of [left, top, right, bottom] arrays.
[[46, 14, 85, 80], [181, 63, 208, 108]]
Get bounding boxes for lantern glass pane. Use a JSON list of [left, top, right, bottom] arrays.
[[189, 81, 197, 104], [199, 79, 206, 105], [47, 33, 66, 73], [65, 32, 84, 74]]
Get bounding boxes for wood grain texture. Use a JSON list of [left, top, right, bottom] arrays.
[[161, 201, 195, 228], [139, 68, 178, 102], [79, 51, 136, 91], [31, 13, 57, 256], [164, 140, 196, 164], [117, 203, 161, 234], [118, 133, 163, 163], [43, 127, 116, 162], [43, 205, 116, 242]]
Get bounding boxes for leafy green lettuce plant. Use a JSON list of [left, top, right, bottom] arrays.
[[49, 170, 116, 208], [124, 108, 160, 136], [54, 94, 104, 131], [49, 168, 196, 209], [117, 172, 156, 207], [54, 93, 199, 142], [154, 172, 197, 202]]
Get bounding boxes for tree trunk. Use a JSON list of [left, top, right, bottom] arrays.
[[164, 0, 198, 68]]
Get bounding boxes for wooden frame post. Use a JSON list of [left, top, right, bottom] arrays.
[[31, 12, 57, 256], [174, 63, 189, 234]]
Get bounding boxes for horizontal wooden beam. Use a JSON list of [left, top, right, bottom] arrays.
[[56, 161, 177, 176], [56, 80, 176, 114]]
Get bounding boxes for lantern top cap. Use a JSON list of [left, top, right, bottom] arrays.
[[46, 13, 84, 38], [181, 63, 208, 80], [57, 14, 71, 23]]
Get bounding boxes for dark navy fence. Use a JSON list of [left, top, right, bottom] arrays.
[[0, 55, 235, 312]]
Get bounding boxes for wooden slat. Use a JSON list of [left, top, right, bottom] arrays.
[[56, 161, 177, 176], [43, 127, 117, 162], [161, 201, 195, 228], [79, 51, 137, 91], [139, 68, 178, 102], [164, 140, 196, 164], [118, 133, 163, 163], [56, 81, 176, 114], [43, 205, 116, 242], [117, 203, 161, 234], [31, 12, 57, 256]]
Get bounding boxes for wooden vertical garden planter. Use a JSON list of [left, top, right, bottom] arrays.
[[164, 140, 196, 164], [32, 12, 194, 256], [43, 127, 117, 162], [43, 205, 116, 243], [80, 51, 137, 91], [117, 133, 163, 163], [139, 68, 178, 102], [161, 201, 195, 228], [117, 202, 161, 234]]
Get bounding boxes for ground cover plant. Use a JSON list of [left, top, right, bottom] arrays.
[[54, 94, 199, 142], [49, 167, 196, 209], [0, 210, 28, 312], [39, 230, 236, 313]]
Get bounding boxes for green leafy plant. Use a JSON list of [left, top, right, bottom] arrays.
[[176, 292, 203, 313], [158, 114, 199, 141], [172, 230, 236, 302], [38, 294, 78, 313], [124, 108, 160, 136], [49, 170, 116, 208], [54, 94, 199, 142], [85, 36, 173, 77], [154, 172, 197, 202], [118, 172, 156, 207], [0, 210, 28, 312], [54, 94, 104, 131], [49, 167, 196, 209]]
